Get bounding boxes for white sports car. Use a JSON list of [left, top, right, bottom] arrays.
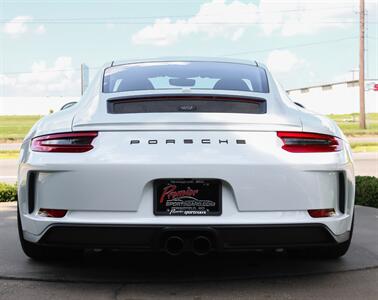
[[17, 58, 355, 260]]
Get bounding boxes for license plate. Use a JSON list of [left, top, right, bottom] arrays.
[[154, 179, 221, 216]]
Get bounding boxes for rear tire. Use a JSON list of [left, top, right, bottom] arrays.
[[17, 205, 82, 261]]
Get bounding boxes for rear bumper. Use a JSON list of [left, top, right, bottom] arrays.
[[18, 131, 355, 247], [36, 224, 350, 251], [18, 131, 355, 215]]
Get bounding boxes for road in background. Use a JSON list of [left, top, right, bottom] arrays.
[[347, 137, 378, 143], [0, 160, 18, 183], [1, 152, 377, 183], [353, 152, 378, 177], [0, 143, 21, 151]]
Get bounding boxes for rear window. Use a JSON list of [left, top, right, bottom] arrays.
[[103, 61, 269, 93]]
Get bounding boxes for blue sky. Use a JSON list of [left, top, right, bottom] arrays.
[[0, 0, 377, 97]]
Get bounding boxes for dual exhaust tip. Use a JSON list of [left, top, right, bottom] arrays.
[[164, 235, 212, 256]]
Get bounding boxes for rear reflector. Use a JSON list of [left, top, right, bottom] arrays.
[[308, 209, 336, 218], [38, 208, 67, 218], [31, 132, 98, 153], [277, 131, 342, 153]]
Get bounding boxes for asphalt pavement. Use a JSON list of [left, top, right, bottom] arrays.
[[0, 144, 377, 299], [1, 268, 377, 300], [353, 152, 378, 177], [0, 143, 21, 151], [0, 160, 18, 184], [0, 203, 377, 299]]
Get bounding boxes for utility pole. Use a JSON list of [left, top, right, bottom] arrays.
[[80, 64, 89, 95], [359, 0, 366, 129]]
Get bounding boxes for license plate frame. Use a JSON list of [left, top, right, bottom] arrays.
[[153, 179, 222, 216]]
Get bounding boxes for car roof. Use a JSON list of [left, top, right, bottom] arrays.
[[110, 57, 260, 68]]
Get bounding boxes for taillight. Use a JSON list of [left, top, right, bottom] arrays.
[[277, 131, 342, 153], [308, 209, 335, 218], [38, 208, 67, 218], [31, 132, 98, 153]]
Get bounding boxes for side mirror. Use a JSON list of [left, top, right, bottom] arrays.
[[60, 101, 77, 111], [294, 102, 305, 109]]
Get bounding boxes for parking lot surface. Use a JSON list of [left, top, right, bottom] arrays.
[[0, 203, 377, 299]]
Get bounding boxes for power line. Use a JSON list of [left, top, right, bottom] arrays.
[[0, 37, 358, 76], [222, 37, 357, 56], [0, 20, 372, 24], [1, 0, 377, 3], [2, 0, 374, 3], [0, 6, 359, 22]]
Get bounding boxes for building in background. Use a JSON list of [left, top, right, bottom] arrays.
[[287, 79, 377, 115]]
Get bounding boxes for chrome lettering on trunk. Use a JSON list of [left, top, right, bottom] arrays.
[[129, 139, 246, 145]]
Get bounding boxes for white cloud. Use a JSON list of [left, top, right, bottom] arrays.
[[259, 0, 355, 36], [266, 50, 305, 73], [35, 24, 46, 34], [3, 16, 46, 37], [0, 57, 80, 96], [132, 0, 259, 46], [106, 23, 115, 30], [132, 0, 373, 46], [3, 16, 32, 36]]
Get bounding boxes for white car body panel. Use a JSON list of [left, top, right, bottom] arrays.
[[17, 58, 355, 252]]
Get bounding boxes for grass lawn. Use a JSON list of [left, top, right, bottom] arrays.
[[0, 150, 19, 159], [328, 113, 378, 136], [350, 142, 378, 152], [0, 115, 42, 142]]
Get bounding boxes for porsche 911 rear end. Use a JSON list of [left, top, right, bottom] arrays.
[[17, 59, 355, 259]]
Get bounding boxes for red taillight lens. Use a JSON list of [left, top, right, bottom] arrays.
[[277, 131, 342, 153], [308, 209, 336, 218], [31, 132, 98, 153], [38, 208, 67, 218]]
